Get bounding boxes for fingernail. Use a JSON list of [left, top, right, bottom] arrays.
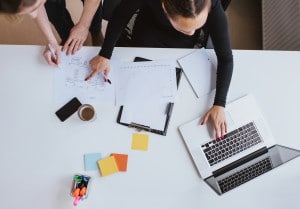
[[200, 122, 203, 125], [84, 78, 88, 81]]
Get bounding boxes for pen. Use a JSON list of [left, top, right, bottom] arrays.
[[48, 44, 56, 60], [103, 73, 112, 84], [106, 78, 112, 84], [166, 103, 173, 116]]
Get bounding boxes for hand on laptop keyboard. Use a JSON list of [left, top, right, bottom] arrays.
[[200, 105, 227, 140], [201, 122, 263, 166]]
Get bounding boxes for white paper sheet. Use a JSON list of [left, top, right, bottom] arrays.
[[178, 49, 217, 98], [54, 50, 115, 106], [54, 51, 178, 107], [114, 61, 178, 105], [120, 102, 169, 131]]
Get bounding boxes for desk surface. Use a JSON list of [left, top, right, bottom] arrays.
[[1, 45, 300, 209]]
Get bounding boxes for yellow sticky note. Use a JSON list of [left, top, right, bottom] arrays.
[[97, 156, 118, 176], [131, 133, 149, 151]]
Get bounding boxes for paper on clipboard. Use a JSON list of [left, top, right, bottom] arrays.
[[114, 61, 178, 106], [119, 102, 169, 131], [116, 59, 182, 136], [178, 49, 217, 98]]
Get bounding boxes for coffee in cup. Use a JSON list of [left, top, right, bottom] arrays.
[[77, 104, 96, 121]]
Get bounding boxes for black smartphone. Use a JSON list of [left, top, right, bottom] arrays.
[[55, 97, 82, 122]]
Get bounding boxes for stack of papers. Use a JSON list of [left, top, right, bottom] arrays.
[[54, 51, 178, 106]]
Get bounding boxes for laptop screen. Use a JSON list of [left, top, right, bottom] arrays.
[[205, 145, 300, 195]]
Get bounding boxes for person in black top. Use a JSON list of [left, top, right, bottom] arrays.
[[45, 0, 104, 52], [86, 0, 233, 139]]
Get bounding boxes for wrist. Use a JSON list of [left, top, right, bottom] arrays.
[[77, 21, 90, 30], [99, 55, 109, 61], [46, 37, 58, 45], [212, 105, 224, 110]]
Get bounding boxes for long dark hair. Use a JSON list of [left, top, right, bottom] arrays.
[[162, 0, 207, 18], [0, 0, 36, 14]]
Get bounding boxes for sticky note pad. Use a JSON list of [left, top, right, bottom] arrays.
[[131, 133, 149, 151], [97, 156, 118, 176], [111, 153, 128, 171], [84, 153, 102, 171]]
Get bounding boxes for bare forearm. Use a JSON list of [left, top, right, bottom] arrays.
[[33, 5, 60, 66], [78, 0, 101, 28], [33, 5, 57, 44]]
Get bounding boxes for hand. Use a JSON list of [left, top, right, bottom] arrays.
[[43, 42, 61, 66], [200, 105, 227, 140], [85, 55, 110, 81], [62, 24, 89, 55]]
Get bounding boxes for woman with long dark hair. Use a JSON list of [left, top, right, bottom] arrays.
[[87, 0, 233, 139]]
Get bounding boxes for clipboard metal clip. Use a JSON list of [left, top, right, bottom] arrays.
[[128, 122, 152, 132]]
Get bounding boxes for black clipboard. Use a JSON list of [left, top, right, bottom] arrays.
[[116, 57, 182, 135]]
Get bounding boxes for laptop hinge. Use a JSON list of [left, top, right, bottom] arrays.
[[212, 147, 268, 177]]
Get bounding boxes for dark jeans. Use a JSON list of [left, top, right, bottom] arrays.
[[45, 0, 102, 44]]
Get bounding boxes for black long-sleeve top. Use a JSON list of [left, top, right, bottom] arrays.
[[99, 0, 233, 107]]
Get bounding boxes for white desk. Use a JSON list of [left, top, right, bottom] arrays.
[[1, 45, 300, 209]]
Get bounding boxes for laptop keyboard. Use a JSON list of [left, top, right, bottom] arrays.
[[217, 157, 273, 193], [201, 122, 263, 166]]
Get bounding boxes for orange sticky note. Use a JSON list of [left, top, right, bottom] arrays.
[[111, 153, 128, 172], [97, 156, 118, 176], [132, 133, 149, 151]]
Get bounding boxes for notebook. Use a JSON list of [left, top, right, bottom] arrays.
[[179, 94, 300, 194], [177, 48, 216, 98]]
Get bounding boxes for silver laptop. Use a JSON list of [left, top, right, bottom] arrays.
[[179, 94, 300, 195]]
